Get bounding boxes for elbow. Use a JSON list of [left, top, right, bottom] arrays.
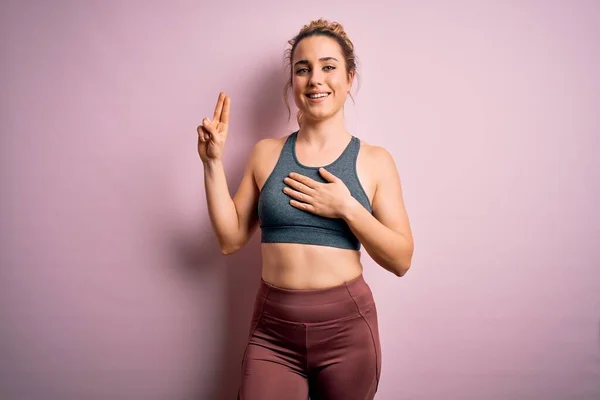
[[392, 249, 414, 277], [386, 237, 413, 277], [216, 231, 247, 256], [377, 251, 413, 277], [220, 243, 241, 256], [219, 230, 254, 255], [394, 264, 410, 277], [219, 236, 246, 256], [391, 261, 411, 277], [221, 248, 235, 256], [400, 242, 415, 276], [381, 258, 411, 277]]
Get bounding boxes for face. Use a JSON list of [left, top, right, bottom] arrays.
[[291, 35, 354, 123]]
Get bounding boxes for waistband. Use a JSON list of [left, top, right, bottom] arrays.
[[256, 274, 374, 324], [259, 273, 368, 305]]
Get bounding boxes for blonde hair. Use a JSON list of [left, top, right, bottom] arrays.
[[283, 19, 359, 122]]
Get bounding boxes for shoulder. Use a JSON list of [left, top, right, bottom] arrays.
[[248, 135, 287, 161], [357, 138, 398, 173], [254, 135, 287, 153], [356, 138, 402, 201], [247, 134, 292, 182]]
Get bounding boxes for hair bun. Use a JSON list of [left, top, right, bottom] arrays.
[[293, 19, 354, 52]]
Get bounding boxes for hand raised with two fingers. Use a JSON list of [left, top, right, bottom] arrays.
[[197, 92, 231, 163]]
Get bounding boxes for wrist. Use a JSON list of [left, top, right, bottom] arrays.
[[203, 158, 224, 176], [340, 196, 362, 221], [203, 158, 223, 168]]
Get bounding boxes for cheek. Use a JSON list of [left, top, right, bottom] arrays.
[[292, 76, 305, 91], [292, 80, 305, 107], [319, 75, 338, 94], [331, 73, 349, 91]]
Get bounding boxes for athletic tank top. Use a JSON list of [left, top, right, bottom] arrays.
[[257, 131, 372, 250]]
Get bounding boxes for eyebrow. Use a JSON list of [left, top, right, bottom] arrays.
[[294, 57, 339, 67]]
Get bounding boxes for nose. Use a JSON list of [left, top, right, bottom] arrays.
[[308, 69, 324, 87]]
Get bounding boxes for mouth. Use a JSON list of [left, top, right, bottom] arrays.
[[305, 92, 331, 100]]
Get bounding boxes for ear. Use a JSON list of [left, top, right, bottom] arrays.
[[346, 71, 355, 95], [347, 70, 355, 85]]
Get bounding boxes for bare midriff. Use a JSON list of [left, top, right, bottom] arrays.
[[260, 243, 363, 289]]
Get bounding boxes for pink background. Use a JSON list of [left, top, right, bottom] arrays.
[[1, 1, 599, 399]]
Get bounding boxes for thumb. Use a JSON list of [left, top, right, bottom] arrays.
[[319, 167, 338, 183]]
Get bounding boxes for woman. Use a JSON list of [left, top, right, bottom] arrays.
[[197, 19, 414, 400]]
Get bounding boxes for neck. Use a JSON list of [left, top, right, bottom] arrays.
[[297, 110, 350, 147]]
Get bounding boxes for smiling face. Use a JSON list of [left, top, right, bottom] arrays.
[[291, 35, 354, 123]]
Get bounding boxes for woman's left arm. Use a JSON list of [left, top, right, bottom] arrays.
[[283, 146, 414, 276], [342, 147, 414, 276]]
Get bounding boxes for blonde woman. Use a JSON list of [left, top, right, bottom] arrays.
[[198, 19, 414, 400]]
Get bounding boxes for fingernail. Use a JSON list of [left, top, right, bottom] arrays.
[[203, 119, 210, 125]]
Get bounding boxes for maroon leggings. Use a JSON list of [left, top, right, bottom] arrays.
[[237, 273, 381, 400]]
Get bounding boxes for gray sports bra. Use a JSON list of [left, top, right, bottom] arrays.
[[257, 131, 372, 250]]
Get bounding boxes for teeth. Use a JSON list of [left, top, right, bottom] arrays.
[[308, 93, 329, 99]]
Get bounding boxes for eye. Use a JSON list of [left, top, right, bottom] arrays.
[[296, 68, 309, 74], [324, 65, 336, 71]]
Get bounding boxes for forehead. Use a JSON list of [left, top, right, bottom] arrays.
[[293, 35, 343, 62]]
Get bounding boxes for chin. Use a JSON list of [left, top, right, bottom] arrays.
[[302, 112, 331, 122], [308, 107, 342, 121]]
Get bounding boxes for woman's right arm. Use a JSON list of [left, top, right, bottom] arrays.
[[203, 151, 260, 255], [198, 92, 260, 255]]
